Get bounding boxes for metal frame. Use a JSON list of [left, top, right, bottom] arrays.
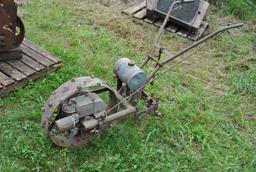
[[81, 0, 243, 139], [42, 0, 243, 147]]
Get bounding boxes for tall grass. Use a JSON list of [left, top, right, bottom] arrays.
[[209, 0, 256, 20]]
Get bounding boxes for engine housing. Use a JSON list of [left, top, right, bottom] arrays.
[[55, 93, 106, 132]]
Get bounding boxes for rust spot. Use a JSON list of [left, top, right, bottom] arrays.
[[62, 86, 69, 93]]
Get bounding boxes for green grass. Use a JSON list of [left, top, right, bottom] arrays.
[[0, 0, 256, 171], [209, 0, 256, 20], [219, 32, 256, 95]]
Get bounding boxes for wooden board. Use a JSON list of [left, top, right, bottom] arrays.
[[122, 1, 146, 15], [133, 8, 147, 19], [122, 0, 208, 41], [188, 21, 208, 40], [192, 0, 209, 30], [0, 39, 62, 97]]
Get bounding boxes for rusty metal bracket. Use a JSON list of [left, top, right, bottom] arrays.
[[0, 0, 25, 52]]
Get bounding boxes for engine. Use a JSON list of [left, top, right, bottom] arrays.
[[55, 93, 106, 132]]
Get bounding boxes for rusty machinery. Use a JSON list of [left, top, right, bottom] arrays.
[[41, 0, 243, 147], [146, 0, 209, 32], [0, 0, 25, 60]]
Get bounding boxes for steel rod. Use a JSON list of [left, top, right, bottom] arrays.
[[83, 107, 137, 130], [161, 23, 244, 66], [141, 0, 192, 68], [107, 23, 243, 114]]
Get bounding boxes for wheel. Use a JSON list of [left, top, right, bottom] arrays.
[[15, 16, 25, 47], [41, 76, 118, 147], [0, 29, 14, 52]]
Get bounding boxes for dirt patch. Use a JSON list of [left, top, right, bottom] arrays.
[[98, 0, 143, 8], [244, 114, 256, 121], [224, 63, 250, 73]]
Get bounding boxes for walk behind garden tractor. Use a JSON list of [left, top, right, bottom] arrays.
[[41, 0, 243, 147]]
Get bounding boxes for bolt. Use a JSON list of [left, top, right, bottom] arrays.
[[77, 86, 82, 90], [68, 100, 72, 105], [41, 121, 46, 128]]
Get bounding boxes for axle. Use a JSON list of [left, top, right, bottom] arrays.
[[83, 106, 137, 130]]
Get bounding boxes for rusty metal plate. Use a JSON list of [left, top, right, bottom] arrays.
[[156, 0, 200, 23]]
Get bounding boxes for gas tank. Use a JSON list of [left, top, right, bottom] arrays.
[[113, 58, 147, 92]]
